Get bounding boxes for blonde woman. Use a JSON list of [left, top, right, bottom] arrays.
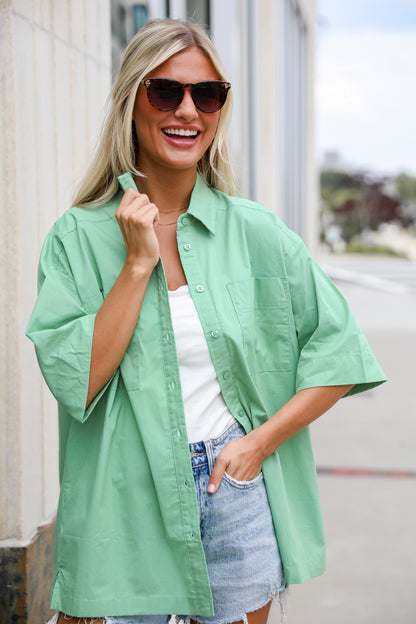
[[27, 18, 385, 624]]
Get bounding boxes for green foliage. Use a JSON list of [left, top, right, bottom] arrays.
[[320, 168, 411, 245], [396, 173, 416, 203]]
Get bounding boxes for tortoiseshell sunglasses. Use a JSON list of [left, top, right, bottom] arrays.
[[141, 78, 231, 113]]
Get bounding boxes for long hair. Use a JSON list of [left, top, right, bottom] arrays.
[[72, 18, 235, 208]]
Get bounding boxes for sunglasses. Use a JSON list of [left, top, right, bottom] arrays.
[[140, 78, 231, 113]]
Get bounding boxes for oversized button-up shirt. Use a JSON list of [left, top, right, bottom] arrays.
[[26, 173, 386, 618]]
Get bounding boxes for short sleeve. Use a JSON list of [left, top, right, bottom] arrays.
[[286, 239, 386, 396], [26, 230, 113, 422]]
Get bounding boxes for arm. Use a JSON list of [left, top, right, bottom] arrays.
[[86, 189, 160, 407], [207, 384, 353, 492]]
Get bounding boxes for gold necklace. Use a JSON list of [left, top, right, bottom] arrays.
[[157, 207, 188, 227], [157, 220, 179, 227], [159, 206, 187, 214]]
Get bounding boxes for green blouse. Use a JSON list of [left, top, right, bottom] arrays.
[[26, 173, 386, 618]]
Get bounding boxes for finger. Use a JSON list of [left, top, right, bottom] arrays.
[[118, 187, 141, 209], [116, 191, 151, 218], [207, 456, 228, 493], [117, 201, 158, 229]]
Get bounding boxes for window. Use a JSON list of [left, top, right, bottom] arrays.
[[111, 1, 150, 78], [186, 0, 210, 29]]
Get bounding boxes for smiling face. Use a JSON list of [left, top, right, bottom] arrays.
[[133, 46, 221, 178]]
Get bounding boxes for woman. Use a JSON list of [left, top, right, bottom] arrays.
[[27, 18, 386, 624]]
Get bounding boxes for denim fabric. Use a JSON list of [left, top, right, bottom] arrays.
[[183, 419, 285, 624]]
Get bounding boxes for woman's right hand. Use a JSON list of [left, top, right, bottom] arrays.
[[115, 188, 160, 271], [86, 189, 161, 409]]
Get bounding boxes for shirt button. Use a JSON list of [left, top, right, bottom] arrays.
[[182, 217, 190, 225], [222, 370, 231, 380], [238, 409, 245, 418], [195, 285, 204, 293], [184, 480, 188, 487], [169, 380, 176, 391], [210, 330, 219, 338], [183, 243, 191, 251], [190, 531, 195, 539], [177, 430, 181, 438], [165, 333, 171, 342]]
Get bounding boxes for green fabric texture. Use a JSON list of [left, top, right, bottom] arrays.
[[26, 173, 386, 617]]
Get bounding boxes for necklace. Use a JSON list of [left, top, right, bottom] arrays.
[[157, 206, 188, 227], [157, 219, 179, 227], [158, 206, 187, 214]]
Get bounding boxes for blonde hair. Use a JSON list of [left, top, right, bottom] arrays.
[[73, 18, 235, 208]]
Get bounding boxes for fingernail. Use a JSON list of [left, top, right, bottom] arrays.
[[207, 483, 216, 493]]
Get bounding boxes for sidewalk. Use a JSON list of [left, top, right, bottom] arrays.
[[269, 258, 416, 624]]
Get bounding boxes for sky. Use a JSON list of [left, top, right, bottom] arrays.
[[316, 0, 416, 176]]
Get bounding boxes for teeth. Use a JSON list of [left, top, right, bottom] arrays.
[[164, 128, 198, 137]]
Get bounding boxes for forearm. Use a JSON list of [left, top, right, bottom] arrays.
[[207, 384, 354, 491], [86, 261, 153, 407], [252, 384, 354, 460]]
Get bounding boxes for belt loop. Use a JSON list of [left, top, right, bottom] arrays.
[[205, 438, 215, 474]]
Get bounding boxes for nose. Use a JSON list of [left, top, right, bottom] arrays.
[[174, 87, 198, 120]]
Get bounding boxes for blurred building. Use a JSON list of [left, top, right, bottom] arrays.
[[0, 1, 316, 621]]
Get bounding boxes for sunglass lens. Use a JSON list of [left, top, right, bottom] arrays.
[[147, 79, 182, 111], [193, 82, 227, 113]]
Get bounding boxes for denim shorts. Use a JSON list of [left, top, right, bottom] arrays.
[[50, 420, 287, 624]]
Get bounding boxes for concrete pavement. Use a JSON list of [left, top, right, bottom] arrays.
[[269, 256, 416, 624]]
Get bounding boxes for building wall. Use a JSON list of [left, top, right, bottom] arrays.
[[0, 1, 111, 621]]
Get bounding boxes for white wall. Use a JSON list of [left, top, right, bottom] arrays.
[[0, 0, 111, 545]]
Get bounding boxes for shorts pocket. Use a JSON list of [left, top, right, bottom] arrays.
[[223, 470, 264, 490]]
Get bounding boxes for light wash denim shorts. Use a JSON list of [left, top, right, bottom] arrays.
[[49, 420, 287, 624]]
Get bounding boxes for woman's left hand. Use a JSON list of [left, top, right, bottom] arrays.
[[206, 385, 355, 494], [206, 385, 355, 493], [207, 430, 264, 493]]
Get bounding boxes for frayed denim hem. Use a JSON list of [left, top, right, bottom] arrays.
[[175, 585, 289, 624], [46, 594, 289, 624], [45, 614, 115, 624]]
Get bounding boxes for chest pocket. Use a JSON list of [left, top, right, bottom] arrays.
[[226, 277, 292, 373]]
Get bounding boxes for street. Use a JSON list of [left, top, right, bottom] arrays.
[[269, 255, 416, 624]]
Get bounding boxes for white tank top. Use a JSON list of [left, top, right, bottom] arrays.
[[168, 285, 236, 443]]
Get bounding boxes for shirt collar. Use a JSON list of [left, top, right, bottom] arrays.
[[187, 173, 217, 235], [117, 172, 217, 236]]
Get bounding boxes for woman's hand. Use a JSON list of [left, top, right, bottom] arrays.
[[86, 189, 162, 409], [207, 430, 264, 493], [115, 188, 160, 272], [207, 384, 354, 493]]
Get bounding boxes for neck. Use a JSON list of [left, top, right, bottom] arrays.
[[134, 167, 197, 212]]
